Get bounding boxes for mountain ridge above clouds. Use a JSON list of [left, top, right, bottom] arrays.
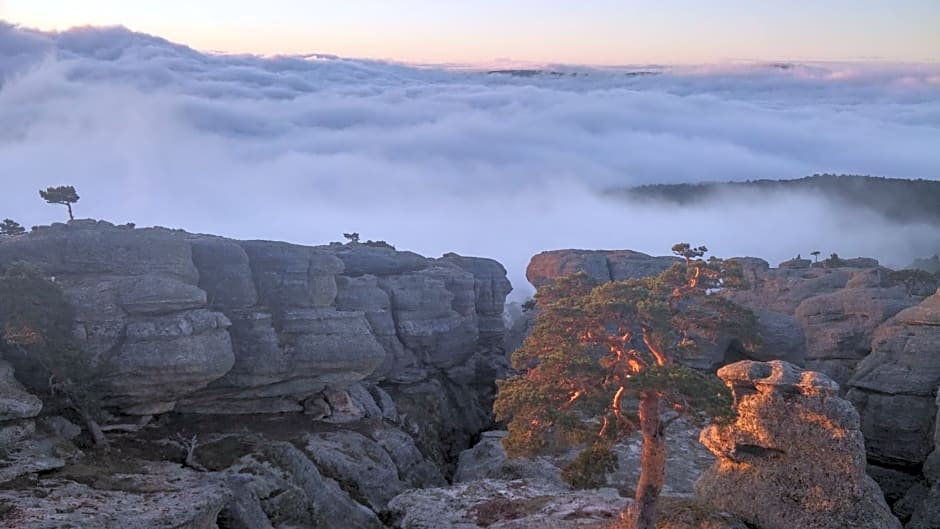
[[1, 22, 939, 297], [622, 174, 940, 225]]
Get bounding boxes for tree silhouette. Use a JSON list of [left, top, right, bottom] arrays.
[[39, 186, 80, 221], [810, 250, 821, 264], [494, 244, 760, 529], [342, 232, 360, 244], [0, 219, 25, 236]]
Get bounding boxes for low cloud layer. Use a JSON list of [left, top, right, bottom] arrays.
[[2, 23, 940, 297]]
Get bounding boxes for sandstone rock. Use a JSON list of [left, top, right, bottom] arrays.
[[117, 275, 206, 315], [795, 287, 915, 386], [847, 292, 940, 467], [778, 256, 811, 269], [526, 249, 677, 288], [696, 360, 901, 529], [439, 253, 513, 343], [98, 309, 234, 414], [335, 274, 419, 381], [0, 361, 42, 421], [239, 240, 344, 309], [189, 236, 258, 309], [748, 310, 805, 364], [380, 268, 479, 369], [0, 222, 198, 281], [331, 244, 429, 277], [728, 266, 854, 313], [180, 308, 385, 414]]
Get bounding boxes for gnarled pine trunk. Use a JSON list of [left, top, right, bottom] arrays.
[[628, 391, 665, 529]]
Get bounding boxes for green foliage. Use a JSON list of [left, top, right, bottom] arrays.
[[39, 185, 80, 220], [494, 244, 759, 489], [342, 232, 360, 244], [0, 219, 25, 236], [561, 444, 618, 489]]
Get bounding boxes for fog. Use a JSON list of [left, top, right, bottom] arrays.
[[2, 23, 940, 297]]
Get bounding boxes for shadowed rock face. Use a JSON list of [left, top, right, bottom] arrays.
[[0, 221, 512, 418], [846, 292, 940, 470], [696, 360, 901, 529]]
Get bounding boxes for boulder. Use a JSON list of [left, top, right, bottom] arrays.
[[696, 360, 901, 529]]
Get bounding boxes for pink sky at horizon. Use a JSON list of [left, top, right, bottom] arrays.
[[3, 1, 939, 65]]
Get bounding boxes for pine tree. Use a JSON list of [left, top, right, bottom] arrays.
[[39, 185, 80, 221], [494, 244, 760, 529], [0, 219, 25, 236]]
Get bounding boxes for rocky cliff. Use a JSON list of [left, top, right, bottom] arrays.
[[0, 220, 510, 416], [0, 220, 512, 527], [525, 248, 939, 525]]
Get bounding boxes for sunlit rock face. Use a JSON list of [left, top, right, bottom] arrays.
[[526, 249, 679, 289], [696, 360, 901, 529], [0, 220, 512, 419]]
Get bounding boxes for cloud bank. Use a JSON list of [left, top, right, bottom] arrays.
[[2, 23, 940, 297]]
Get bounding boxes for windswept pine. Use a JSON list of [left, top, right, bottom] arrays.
[[494, 244, 761, 529]]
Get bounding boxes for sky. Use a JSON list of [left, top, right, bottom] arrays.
[[2, 0, 939, 64], [1, 23, 939, 297]]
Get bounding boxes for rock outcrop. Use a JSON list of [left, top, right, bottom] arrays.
[[526, 249, 678, 288], [696, 360, 901, 529], [0, 220, 516, 528], [0, 221, 511, 423], [847, 293, 940, 468], [525, 248, 938, 510]]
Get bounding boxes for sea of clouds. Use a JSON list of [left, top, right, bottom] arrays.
[[2, 23, 940, 297]]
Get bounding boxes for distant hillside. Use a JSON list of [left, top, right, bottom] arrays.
[[623, 174, 940, 224]]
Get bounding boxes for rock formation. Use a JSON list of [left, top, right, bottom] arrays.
[[0, 220, 513, 528], [0, 220, 510, 422], [525, 248, 939, 515], [696, 360, 901, 529]]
